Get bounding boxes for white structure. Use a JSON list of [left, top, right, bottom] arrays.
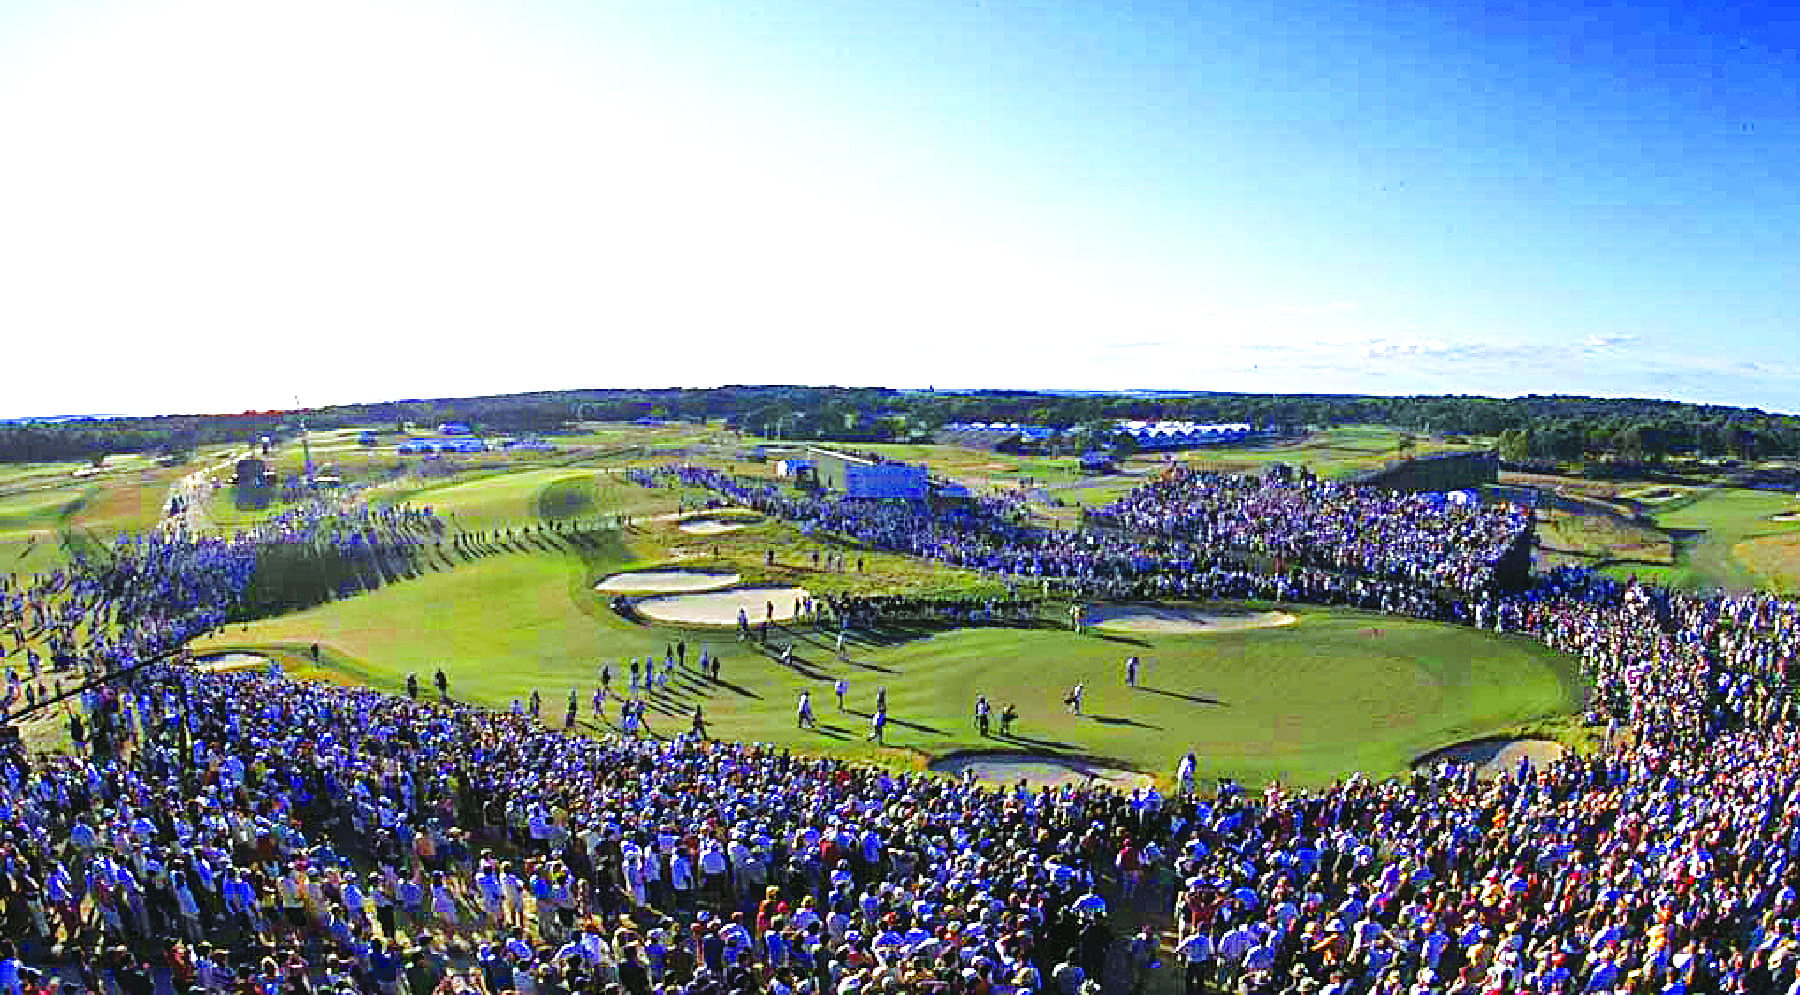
[[776, 459, 813, 478], [1115, 421, 1255, 449]]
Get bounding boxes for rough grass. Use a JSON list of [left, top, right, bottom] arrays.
[[1620, 488, 1800, 591], [1732, 533, 1800, 595], [1533, 508, 1675, 572]]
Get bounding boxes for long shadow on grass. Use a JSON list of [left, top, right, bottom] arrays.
[[991, 732, 1079, 751], [839, 618, 1059, 651], [1080, 630, 1152, 648], [844, 659, 897, 673], [1139, 687, 1227, 706], [844, 708, 945, 735], [709, 679, 762, 699], [1088, 714, 1163, 729], [763, 652, 832, 682]]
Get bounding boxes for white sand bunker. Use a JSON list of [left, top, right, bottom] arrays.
[[1414, 738, 1565, 780], [932, 753, 1152, 791], [596, 571, 741, 594], [678, 515, 762, 535], [634, 586, 812, 626], [1771, 511, 1800, 522], [194, 653, 270, 673], [1086, 603, 1297, 634], [1622, 487, 1686, 504]]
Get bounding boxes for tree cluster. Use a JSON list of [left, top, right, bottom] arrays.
[[4, 387, 1798, 465]]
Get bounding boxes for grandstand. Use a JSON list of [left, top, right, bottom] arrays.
[[933, 421, 1063, 450], [1114, 421, 1257, 450]]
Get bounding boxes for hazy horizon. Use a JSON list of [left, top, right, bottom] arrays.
[[6, 381, 1797, 425], [2, 0, 1795, 419]]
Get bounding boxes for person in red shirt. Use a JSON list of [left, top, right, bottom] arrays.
[[1117, 839, 1144, 900]]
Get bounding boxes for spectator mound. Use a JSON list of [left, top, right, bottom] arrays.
[[1085, 603, 1297, 634], [594, 570, 741, 594], [930, 751, 1152, 791], [634, 585, 812, 626], [1413, 737, 1565, 779]]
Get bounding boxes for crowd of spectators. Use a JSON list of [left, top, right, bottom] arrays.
[[1084, 469, 1531, 596], [633, 466, 1526, 603], [5, 549, 1800, 995], [6, 465, 1800, 995]]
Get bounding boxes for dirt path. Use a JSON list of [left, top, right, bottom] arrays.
[[161, 448, 249, 536]]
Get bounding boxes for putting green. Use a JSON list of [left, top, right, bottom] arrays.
[[190, 546, 1582, 789]]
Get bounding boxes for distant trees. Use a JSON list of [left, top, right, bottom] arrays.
[[4, 386, 1799, 466]]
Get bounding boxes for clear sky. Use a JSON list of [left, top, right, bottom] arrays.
[[0, 0, 1796, 418]]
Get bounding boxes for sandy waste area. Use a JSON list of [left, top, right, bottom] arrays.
[[931, 753, 1152, 791], [595, 571, 742, 594], [633, 586, 812, 626], [1415, 738, 1566, 779], [1084, 603, 1297, 634]]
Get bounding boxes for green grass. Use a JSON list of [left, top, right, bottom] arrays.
[[1055, 480, 1145, 509], [395, 468, 678, 531], [1596, 487, 1800, 592], [1532, 507, 1675, 574], [1170, 425, 1489, 480], [0, 529, 70, 574], [191, 537, 1581, 790], [0, 484, 97, 531], [13, 427, 1586, 795], [536, 475, 598, 520]]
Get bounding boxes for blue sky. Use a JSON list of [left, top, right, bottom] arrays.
[[0, 0, 1795, 417]]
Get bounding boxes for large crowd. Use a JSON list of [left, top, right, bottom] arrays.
[[1083, 468, 1531, 596], [2, 463, 1800, 995], [634, 466, 1526, 605]]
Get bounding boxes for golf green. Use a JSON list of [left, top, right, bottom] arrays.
[[191, 544, 1583, 789]]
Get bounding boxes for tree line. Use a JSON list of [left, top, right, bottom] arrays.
[[3, 387, 1797, 464]]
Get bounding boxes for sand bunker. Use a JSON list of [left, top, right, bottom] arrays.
[[1414, 738, 1565, 780], [1771, 511, 1800, 522], [678, 515, 762, 535], [595, 571, 741, 594], [1621, 487, 1686, 504], [634, 586, 812, 626], [194, 653, 270, 673], [931, 753, 1152, 791], [1085, 603, 1297, 634]]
